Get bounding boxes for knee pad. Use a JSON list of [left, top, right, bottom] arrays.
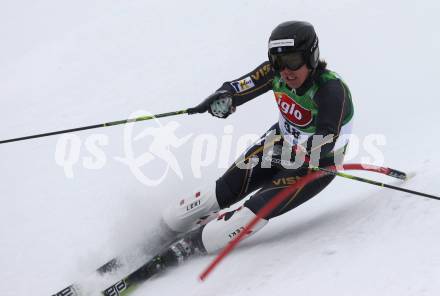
[[201, 206, 268, 254], [162, 183, 221, 234]]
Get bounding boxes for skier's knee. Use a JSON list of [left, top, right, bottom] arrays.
[[201, 206, 268, 253], [161, 183, 220, 234]]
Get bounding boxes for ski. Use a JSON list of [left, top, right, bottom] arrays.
[[51, 228, 201, 296], [51, 257, 123, 296], [51, 226, 179, 296], [100, 254, 165, 296], [101, 230, 204, 296]]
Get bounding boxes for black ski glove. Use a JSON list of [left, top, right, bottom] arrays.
[[187, 90, 236, 118]]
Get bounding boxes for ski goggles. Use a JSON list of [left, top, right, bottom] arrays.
[[269, 51, 305, 71]]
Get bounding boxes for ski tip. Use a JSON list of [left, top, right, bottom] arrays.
[[51, 285, 80, 296], [404, 171, 417, 181]]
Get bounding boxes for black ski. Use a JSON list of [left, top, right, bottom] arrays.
[[52, 227, 204, 296], [101, 229, 205, 296], [51, 285, 80, 296], [51, 228, 176, 296], [51, 257, 123, 296]]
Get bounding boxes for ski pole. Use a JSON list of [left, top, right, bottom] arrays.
[[311, 165, 439, 201], [0, 109, 189, 144]]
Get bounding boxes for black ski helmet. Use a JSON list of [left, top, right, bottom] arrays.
[[268, 21, 320, 69]]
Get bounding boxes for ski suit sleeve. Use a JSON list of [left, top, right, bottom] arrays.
[[217, 61, 275, 106], [303, 79, 349, 157]]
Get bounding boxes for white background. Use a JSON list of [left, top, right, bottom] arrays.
[[1, 0, 439, 295]]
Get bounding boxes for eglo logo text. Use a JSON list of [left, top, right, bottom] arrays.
[[54, 111, 387, 186]]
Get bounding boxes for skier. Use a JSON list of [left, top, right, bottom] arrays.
[[153, 21, 355, 271]]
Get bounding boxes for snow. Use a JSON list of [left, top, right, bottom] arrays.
[[1, 0, 440, 295]]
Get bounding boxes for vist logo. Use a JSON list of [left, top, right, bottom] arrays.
[[275, 92, 313, 127], [251, 64, 272, 81], [272, 176, 299, 186]]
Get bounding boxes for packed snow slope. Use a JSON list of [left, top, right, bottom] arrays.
[[1, 0, 440, 295]]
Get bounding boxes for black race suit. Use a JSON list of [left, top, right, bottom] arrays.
[[214, 62, 353, 219]]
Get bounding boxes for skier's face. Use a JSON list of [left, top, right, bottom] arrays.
[[280, 64, 310, 89]]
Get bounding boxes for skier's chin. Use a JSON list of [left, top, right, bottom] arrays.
[[285, 78, 303, 89], [280, 66, 309, 89]]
